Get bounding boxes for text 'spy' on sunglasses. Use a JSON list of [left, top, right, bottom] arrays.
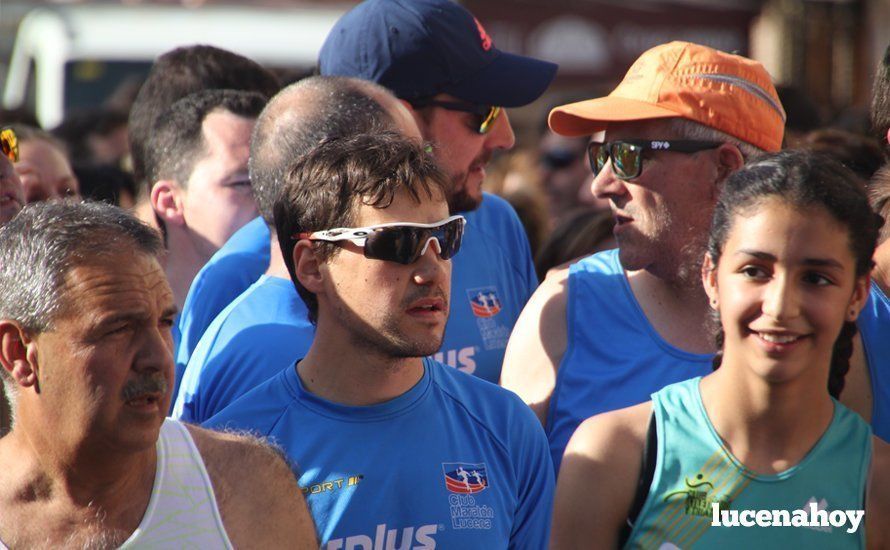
[[411, 98, 502, 135], [1, 127, 18, 162], [297, 215, 466, 265], [588, 140, 721, 180]]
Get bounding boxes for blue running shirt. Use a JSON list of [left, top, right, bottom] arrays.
[[856, 282, 890, 441], [205, 358, 554, 549], [548, 249, 713, 473], [173, 216, 270, 407], [172, 275, 313, 423], [627, 377, 871, 549], [435, 193, 537, 383]]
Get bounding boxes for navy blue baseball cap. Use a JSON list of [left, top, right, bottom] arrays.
[[319, 0, 558, 108]]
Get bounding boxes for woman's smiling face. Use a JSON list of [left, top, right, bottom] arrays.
[[705, 197, 869, 387]]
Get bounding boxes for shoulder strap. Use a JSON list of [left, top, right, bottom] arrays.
[[618, 412, 657, 547]]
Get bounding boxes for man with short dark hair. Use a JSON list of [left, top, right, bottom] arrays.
[[0, 201, 315, 548], [206, 132, 553, 548], [320, 0, 557, 382], [145, 89, 265, 311], [501, 42, 785, 473], [173, 76, 420, 423], [129, 44, 279, 188]]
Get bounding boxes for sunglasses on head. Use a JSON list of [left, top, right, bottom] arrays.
[[297, 215, 466, 265], [410, 98, 502, 135], [588, 139, 722, 180], [1, 127, 18, 163]]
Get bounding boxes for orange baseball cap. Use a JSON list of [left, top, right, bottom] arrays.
[[549, 41, 786, 152]]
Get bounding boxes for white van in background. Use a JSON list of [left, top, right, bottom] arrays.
[[2, 3, 351, 128]]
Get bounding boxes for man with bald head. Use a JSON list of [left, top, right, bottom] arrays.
[[173, 76, 420, 423]]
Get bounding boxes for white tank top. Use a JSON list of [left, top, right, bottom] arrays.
[[120, 418, 233, 548], [0, 419, 232, 549]]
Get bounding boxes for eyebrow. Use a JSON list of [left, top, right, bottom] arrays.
[[735, 249, 845, 269]]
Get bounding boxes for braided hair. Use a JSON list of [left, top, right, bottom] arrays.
[[707, 150, 882, 399]]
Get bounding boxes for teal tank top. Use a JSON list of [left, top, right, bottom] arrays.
[[626, 377, 872, 549]]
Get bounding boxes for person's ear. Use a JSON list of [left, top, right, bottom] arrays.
[[702, 253, 719, 311], [847, 274, 871, 322], [293, 241, 324, 295], [150, 180, 186, 226], [0, 320, 40, 391], [713, 143, 745, 189]]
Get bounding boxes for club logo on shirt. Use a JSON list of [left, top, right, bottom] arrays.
[[662, 473, 731, 517], [443, 462, 489, 494], [442, 462, 494, 530], [468, 288, 502, 318]]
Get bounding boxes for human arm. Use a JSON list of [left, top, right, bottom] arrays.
[[550, 402, 651, 550], [500, 267, 569, 425], [188, 425, 317, 549]]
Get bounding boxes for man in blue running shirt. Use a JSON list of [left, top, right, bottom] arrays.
[[319, 0, 557, 383], [842, 42, 890, 440], [205, 132, 553, 549], [501, 42, 785, 473], [172, 76, 422, 423]]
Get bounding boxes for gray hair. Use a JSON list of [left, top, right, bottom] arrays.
[[0, 201, 163, 414], [667, 118, 763, 160], [249, 76, 399, 225]]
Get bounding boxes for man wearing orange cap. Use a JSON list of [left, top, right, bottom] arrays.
[[501, 41, 786, 473]]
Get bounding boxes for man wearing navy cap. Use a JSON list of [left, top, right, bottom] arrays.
[[320, 0, 558, 383]]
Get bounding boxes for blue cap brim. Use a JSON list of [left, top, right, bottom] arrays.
[[443, 50, 558, 108]]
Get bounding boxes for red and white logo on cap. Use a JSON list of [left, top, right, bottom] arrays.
[[473, 17, 493, 51]]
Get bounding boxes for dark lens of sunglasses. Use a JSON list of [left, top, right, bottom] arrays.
[[587, 144, 605, 175], [366, 227, 422, 264], [612, 143, 642, 179], [439, 221, 463, 260], [478, 107, 500, 134]]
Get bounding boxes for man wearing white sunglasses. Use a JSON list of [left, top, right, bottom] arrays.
[[205, 132, 553, 549], [172, 76, 421, 423]]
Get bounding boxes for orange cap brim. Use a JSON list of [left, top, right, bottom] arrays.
[[549, 96, 684, 137]]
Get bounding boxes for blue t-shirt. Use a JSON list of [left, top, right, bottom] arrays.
[[205, 358, 554, 549], [172, 216, 270, 407], [548, 249, 713, 473], [434, 193, 537, 383], [856, 282, 890, 442], [172, 275, 313, 423]]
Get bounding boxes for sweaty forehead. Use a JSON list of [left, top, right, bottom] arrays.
[[58, 252, 172, 317]]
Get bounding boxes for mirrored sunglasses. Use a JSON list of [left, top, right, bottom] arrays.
[[588, 139, 722, 180], [411, 98, 502, 135], [297, 215, 466, 265]]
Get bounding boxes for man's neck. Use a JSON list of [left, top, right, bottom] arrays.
[[265, 231, 290, 279], [626, 263, 715, 354], [163, 229, 208, 310], [296, 322, 425, 407]]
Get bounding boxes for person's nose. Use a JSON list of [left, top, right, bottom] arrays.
[[413, 239, 450, 287], [762, 273, 800, 322], [484, 110, 515, 152]]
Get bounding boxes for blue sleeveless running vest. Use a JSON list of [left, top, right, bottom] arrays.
[[856, 282, 890, 441], [547, 249, 713, 472], [626, 377, 871, 549]]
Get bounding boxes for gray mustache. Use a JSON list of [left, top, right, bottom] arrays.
[[121, 373, 168, 401]]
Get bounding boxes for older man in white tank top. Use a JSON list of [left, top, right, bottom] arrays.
[[0, 201, 315, 548]]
